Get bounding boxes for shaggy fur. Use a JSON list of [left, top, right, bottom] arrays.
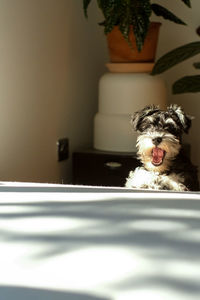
[[125, 104, 199, 191]]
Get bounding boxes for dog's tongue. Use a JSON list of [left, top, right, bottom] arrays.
[[152, 147, 165, 165]]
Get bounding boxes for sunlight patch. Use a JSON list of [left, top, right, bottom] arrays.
[[0, 217, 95, 234], [128, 219, 187, 231]]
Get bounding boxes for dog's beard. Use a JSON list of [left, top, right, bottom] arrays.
[[136, 133, 181, 173]]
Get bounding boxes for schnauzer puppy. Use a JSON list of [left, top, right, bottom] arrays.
[[125, 104, 199, 191]]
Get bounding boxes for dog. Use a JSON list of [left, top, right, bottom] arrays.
[[125, 104, 199, 191]]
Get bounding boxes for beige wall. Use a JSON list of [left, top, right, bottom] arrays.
[[0, 0, 199, 183], [0, 0, 107, 183]]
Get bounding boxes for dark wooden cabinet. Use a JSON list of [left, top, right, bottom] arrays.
[[72, 148, 139, 187]]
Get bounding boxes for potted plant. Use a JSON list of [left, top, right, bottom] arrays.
[[83, 0, 191, 63], [152, 40, 200, 94]]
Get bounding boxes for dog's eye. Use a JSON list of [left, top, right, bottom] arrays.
[[140, 122, 153, 131], [164, 124, 178, 135]]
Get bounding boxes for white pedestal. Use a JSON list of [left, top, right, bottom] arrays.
[[94, 72, 167, 152]]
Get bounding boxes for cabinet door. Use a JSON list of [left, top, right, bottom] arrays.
[[73, 152, 139, 187]]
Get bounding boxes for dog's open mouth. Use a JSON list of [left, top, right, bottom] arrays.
[[152, 147, 165, 166]]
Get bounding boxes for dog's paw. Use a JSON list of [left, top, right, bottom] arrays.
[[125, 168, 189, 191], [168, 181, 188, 192], [125, 168, 156, 189], [157, 175, 188, 191]]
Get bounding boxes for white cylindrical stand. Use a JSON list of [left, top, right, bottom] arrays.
[[94, 71, 167, 152]]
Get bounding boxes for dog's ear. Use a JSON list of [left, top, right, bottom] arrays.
[[131, 105, 160, 132], [167, 104, 193, 133]]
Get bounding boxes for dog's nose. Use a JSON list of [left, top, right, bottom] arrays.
[[152, 137, 162, 145]]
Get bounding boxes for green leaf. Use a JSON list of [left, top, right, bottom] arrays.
[[152, 42, 200, 75], [133, 15, 150, 52], [181, 0, 191, 8], [193, 62, 200, 69], [151, 4, 186, 25], [118, 7, 130, 43], [173, 75, 200, 94], [131, 0, 151, 51], [103, 0, 122, 34], [83, 0, 92, 17]]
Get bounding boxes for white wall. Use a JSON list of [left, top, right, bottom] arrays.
[[0, 0, 107, 183], [152, 0, 200, 173]]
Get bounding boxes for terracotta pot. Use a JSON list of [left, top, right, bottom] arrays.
[[106, 22, 161, 63]]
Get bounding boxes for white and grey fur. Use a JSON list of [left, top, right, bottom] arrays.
[[125, 104, 199, 191]]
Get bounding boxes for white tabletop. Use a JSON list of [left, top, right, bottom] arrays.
[[0, 182, 200, 300]]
